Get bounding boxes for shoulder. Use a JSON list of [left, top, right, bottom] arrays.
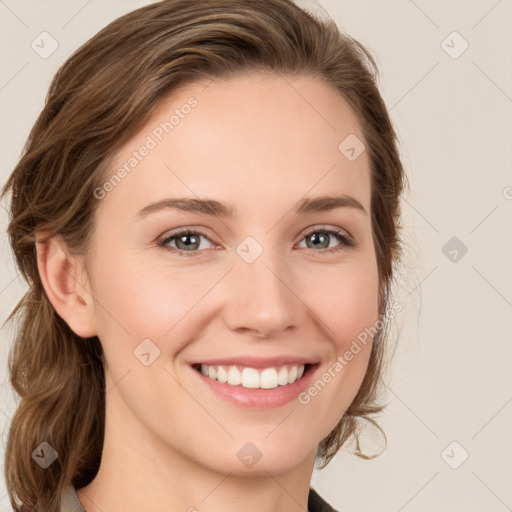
[[308, 487, 339, 512]]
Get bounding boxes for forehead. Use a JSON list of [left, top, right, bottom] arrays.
[[101, 72, 371, 218]]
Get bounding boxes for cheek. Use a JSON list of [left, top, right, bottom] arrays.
[[304, 260, 380, 348], [298, 261, 380, 434], [91, 256, 219, 360], [94, 253, 379, 340]]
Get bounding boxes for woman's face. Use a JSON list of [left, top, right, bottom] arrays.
[[84, 72, 380, 475]]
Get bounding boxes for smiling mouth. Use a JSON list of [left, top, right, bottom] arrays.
[[192, 363, 313, 390]]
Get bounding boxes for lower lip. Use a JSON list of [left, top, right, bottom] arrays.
[[192, 365, 317, 409]]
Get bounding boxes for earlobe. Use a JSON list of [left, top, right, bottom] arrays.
[[35, 233, 98, 338]]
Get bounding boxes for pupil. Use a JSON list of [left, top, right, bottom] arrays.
[[309, 232, 328, 249], [179, 234, 197, 249]]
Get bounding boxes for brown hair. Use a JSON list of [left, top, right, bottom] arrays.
[[1, 0, 407, 510]]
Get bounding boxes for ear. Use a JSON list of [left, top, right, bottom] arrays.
[[35, 232, 98, 338]]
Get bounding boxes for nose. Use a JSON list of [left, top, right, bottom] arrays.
[[222, 251, 302, 339]]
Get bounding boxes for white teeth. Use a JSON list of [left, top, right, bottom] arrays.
[[198, 364, 306, 389], [217, 366, 228, 383], [227, 366, 241, 386], [287, 365, 298, 384], [260, 368, 278, 389], [277, 366, 288, 385], [242, 367, 260, 388]]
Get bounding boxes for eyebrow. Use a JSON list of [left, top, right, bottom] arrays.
[[135, 194, 368, 219]]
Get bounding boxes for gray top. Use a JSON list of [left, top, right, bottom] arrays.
[[60, 485, 86, 512], [60, 485, 338, 511]]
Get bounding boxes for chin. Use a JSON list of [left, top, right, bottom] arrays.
[[190, 433, 317, 477]]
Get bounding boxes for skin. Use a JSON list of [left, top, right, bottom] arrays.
[[37, 72, 380, 512]]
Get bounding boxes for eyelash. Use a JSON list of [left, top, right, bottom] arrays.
[[156, 226, 355, 258]]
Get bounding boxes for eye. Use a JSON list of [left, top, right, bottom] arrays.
[[157, 228, 215, 257], [157, 225, 355, 258], [296, 226, 355, 253]]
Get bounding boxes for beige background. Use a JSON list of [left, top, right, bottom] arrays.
[[1, 1, 511, 511]]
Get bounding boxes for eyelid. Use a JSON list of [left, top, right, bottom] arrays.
[[157, 224, 353, 243], [156, 223, 356, 256], [156, 226, 219, 249], [297, 223, 353, 243]]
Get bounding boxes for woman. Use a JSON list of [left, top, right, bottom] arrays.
[[1, 0, 407, 510]]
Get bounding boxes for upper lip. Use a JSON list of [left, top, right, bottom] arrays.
[[191, 356, 317, 369]]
